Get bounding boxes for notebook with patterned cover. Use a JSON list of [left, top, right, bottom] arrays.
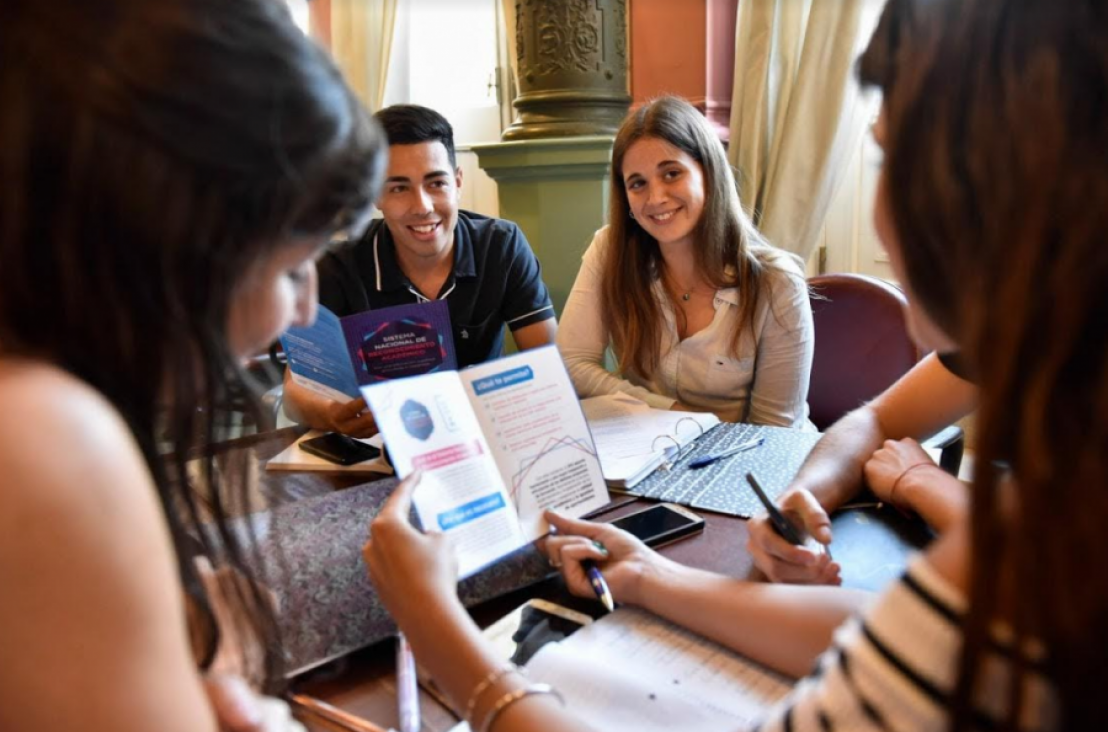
[[622, 423, 822, 518]]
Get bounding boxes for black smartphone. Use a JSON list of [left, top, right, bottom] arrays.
[[299, 432, 381, 466], [607, 503, 705, 548]]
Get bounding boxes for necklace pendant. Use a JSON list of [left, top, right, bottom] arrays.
[[682, 292, 691, 301]]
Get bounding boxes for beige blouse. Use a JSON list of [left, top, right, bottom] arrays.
[[557, 228, 814, 427]]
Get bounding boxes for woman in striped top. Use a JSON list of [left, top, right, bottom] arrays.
[[363, 0, 1106, 729]]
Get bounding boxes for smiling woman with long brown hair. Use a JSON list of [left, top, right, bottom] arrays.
[[557, 96, 814, 427]]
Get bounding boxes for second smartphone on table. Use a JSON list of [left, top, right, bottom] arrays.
[[605, 503, 705, 547], [298, 432, 381, 465]]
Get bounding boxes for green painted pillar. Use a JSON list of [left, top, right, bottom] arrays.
[[471, 136, 613, 317]]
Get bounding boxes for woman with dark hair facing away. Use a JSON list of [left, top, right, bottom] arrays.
[[363, 0, 1107, 729], [0, 0, 384, 729], [556, 95, 813, 427]]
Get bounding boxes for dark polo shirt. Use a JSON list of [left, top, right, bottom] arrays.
[[317, 210, 554, 368]]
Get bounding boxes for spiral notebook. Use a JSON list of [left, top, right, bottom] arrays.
[[582, 395, 722, 489]]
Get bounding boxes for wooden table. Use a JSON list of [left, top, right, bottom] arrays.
[[214, 428, 926, 732]]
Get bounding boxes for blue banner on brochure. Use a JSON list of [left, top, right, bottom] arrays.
[[342, 300, 456, 383], [470, 366, 534, 396], [437, 492, 507, 530]]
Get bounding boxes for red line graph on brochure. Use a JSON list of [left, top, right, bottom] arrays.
[[508, 435, 597, 506]]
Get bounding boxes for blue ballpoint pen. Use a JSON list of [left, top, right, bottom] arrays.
[[688, 436, 765, 469], [583, 561, 615, 612]]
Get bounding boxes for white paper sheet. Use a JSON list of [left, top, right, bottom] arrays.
[[582, 395, 721, 487], [524, 607, 791, 732]]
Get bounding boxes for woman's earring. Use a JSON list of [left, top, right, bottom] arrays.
[[629, 208, 636, 220]]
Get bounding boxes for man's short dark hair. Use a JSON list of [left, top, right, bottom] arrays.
[[373, 104, 456, 169]]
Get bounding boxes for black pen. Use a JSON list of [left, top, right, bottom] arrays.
[[745, 472, 806, 545], [688, 436, 764, 469]]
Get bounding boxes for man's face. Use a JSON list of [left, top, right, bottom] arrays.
[[376, 141, 462, 263]]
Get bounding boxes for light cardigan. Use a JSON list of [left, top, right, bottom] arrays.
[[557, 227, 814, 426]]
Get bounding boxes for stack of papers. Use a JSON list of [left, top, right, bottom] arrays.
[[582, 395, 721, 489], [448, 607, 791, 732]]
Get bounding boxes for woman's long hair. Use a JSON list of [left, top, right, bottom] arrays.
[[601, 96, 797, 380], [859, 0, 1108, 727], [0, 0, 385, 688]]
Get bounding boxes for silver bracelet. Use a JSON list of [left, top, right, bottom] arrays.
[[463, 663, 523, 722], [478, 683, 565, 732]]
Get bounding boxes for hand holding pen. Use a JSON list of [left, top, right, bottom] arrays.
[[745, 480, 840, 585], [749, 471, 833, 566], [543, 510, 664, 610], [546, 530, 615, 612], [745, 472, 807, 546], [583, 546, 615, 613]]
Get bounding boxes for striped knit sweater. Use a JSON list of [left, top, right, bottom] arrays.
[[759, 556, 1057, 731]]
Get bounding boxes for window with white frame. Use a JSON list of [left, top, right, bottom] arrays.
[[385, 0, 505, 216]]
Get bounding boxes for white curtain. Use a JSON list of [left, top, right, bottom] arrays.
[[729, 0, 882, 262], [330, 0, 400, 112]]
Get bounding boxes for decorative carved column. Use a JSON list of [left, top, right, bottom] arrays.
[[504, 0, 631, 141]]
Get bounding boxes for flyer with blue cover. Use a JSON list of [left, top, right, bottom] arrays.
[[281, 301, 456, 403], [362, 346, 610, 578]]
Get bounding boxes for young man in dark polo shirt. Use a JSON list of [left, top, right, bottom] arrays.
[[283, 105, 557, 436]]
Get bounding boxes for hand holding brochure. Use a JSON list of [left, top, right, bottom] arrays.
[[362, 346, 610, 578], [281, 302, 455, 402]]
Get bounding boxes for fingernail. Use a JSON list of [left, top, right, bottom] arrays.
[[592, 540, 608, 555]]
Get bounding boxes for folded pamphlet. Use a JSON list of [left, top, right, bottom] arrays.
[[281, 301, 455, 403], [362, 345, 610, 578]]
